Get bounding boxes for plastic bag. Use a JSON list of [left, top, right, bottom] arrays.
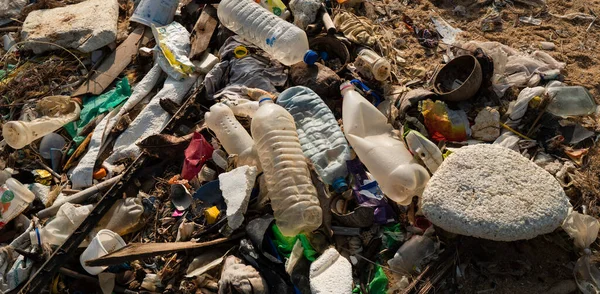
[[94, 197, 144, 236], [35, 203, 93, 247], [419, 99, 470, 142], [152, 22, 195, 80], [562, 211, 600, 293], [387, 227, 438, 274]]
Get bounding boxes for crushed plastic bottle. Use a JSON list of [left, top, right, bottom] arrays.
[[3, 96, 81, 149], [355, 48, 392, 81], [0, 178, 35, 228], [217, 0, 318, 66], [277, 86, 351, 192], [205, 103, 260, 170], [546, 86, 597, 117], [341, 82, 430, 205], [251, 97, 322, 236]]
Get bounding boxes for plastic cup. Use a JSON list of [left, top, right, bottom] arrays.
[[130, 0, 180, 28], [80, 229, 126, 275]]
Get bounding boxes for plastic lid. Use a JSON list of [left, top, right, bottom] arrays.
[[303, 50, 319, 65], [332, 177, 348, 193]]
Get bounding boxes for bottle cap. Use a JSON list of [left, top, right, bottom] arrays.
[[303, 50, 319, 65], [332, 177, 348, 193]]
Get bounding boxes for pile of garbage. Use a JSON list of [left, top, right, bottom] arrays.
[[0, 0, 599, 293]]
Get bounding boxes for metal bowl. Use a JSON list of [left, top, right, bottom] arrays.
[[433, 55, 483, 102]]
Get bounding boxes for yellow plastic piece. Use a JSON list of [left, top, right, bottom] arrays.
[[204, 206, 220, 225]]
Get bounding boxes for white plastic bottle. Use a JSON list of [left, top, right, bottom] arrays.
[[277, 86, 350, 192], [205, 103, 260, 170], [356, 48, 391, 81], [3, 97, 81, 149], [217, 0, 318, 66], [341, 82, 430, 205], [0, 178, 35, 229], [251, 97, 322, 236]]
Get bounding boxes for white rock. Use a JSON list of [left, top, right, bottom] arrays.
[[310, 248, 353, 294], [21, 0, 118, 54], [471, 107, 500, 142], [422, 144, 571, 241], [219, 166, 258, 230]]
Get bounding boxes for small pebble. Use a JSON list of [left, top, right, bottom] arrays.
[[540, 41, 556, 50]]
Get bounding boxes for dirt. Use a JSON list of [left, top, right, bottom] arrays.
[[354, 0, 600, 98]]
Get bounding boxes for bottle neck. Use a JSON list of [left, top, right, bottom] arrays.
[[259, 97, 274, 106]]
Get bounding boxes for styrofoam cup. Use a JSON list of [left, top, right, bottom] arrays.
[[80, 229, 126, 275], [130, 0, 180, 28]]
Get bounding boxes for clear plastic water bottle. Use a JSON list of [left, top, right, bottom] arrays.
[[218, 0, 318, 66], [356, 48, 392, 81], [277, 86, 350, 192], [341, 82, 430, 205], [205, 103, 260, 170], [3, 97, 81, 149], [251, 97, 322, 236]]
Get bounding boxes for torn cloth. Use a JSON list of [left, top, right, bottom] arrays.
[[205, 36, 287, 101]]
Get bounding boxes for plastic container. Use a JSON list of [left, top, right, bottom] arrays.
[[130, 0, 180, 28], [217, 0, 318, 66], [356, 48, 391, 81], [39, 133, 66, 159], [546, 86, 597, 117], [3, 99, 81, 149], [341, 82, 430, 205], [205, 103, 260, 169], [0, 178, 35, 229], [251, 98, 322, 236], [277, 86, 350, 191], [404, 130, 443, 174], [80, 229, 127, 275]]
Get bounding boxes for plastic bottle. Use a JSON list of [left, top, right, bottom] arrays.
[[546, 86, 597, 117], [341, 82, 430, 205], [356, 48, 391, 81], [277, 86, 350, 191], [217, 0, 318, 66], [205, 103, 260, 170], [0, 178, 35, 228], [251, 97, 322, 236], [3, 98, 81, 149]]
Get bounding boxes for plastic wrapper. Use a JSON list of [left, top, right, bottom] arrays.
[[152, 22, 195, 80], [93, 197, 144, 236], [562, 211, 600, 293], [347, 159, 396, 224], [0, 218, 35, 292], [419, 99, 470, 142]]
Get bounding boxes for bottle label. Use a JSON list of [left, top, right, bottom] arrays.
[[0, 186, 26, 229]]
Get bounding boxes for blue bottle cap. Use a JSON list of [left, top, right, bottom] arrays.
[[303, 50, 319, 65], [332, 177, 348, 193]]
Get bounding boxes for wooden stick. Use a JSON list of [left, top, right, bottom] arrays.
[[85, 233, 244, 267]]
